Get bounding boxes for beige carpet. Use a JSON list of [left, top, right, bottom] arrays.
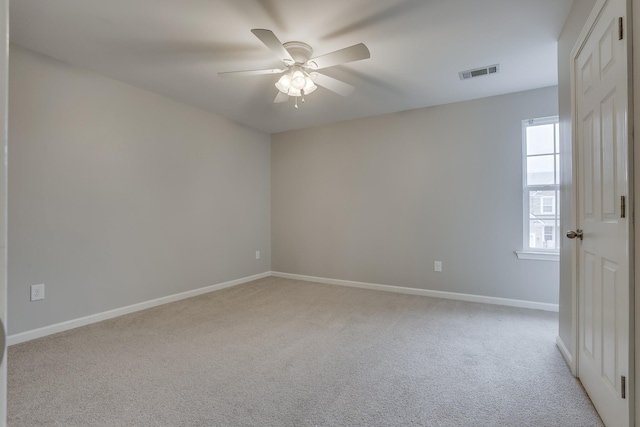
[[9, 277, 602, 426]]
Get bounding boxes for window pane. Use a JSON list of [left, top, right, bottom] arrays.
[[529, 219, 557, 250], [555, 154, 560, 184], [527, 155, 555, 185], [527, 124, 555, 155], [555, 123, 560, 154]]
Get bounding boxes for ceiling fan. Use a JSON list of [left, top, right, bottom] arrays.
[[218, 29, 370, 108]]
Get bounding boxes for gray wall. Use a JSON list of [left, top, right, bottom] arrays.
[[557, 0, 596, 357], [8, 46, 271, 335], [272, 87, 560, 304]]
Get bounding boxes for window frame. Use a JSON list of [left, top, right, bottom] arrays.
[[516, 115, 560, 261]]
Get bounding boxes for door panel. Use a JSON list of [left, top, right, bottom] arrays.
[[583, 113, 595, 217], [601, 259, 618, 388], [582, 251, 596, 359], [601, 91, 618, 219]]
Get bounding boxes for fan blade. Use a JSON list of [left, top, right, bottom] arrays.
[[251, 29, 295, 64], [218, 68, 284, 78], [312, 73, 355, 96], [273, 91, 289, 103], [307, 43, 370, 70]]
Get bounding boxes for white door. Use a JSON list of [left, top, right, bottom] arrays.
[[573, 0, 630, 426]]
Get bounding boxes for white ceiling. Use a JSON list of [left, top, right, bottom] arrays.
[[10, 0, 574, 134]]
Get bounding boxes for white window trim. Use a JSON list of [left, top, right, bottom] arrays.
[[515, 251, 559, 261], [519, 115, 559, 260]]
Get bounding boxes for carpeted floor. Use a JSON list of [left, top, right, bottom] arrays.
[[8, 277, 603, 426]]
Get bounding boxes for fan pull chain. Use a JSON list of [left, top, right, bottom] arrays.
[[301, 89, 306, 104], [294, 97, 299, 109]]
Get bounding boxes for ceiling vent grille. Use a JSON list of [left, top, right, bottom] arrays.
[[459, 64, 500, 80]]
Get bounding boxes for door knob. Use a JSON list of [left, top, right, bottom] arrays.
[[566, 229, 583, 240]]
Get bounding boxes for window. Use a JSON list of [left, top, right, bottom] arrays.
[[517, 116, 559, 260], [541, 196, 554, 214], [544, 226, 554, 242]]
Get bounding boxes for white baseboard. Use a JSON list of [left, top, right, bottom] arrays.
[[556, 335, 574, 372], [7, 271, 271, 346], [8, 270, 559, 346], [271, 271, 559, 312]]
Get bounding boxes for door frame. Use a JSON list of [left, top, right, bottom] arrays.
[[569, 0, 635, 423], [0, 0, 7, 425], [633, 0, 640, 424]]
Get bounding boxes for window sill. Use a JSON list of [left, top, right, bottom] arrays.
[[515, 251, 559, 261]]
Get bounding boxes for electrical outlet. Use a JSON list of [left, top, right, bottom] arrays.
[[31, 284, 45, 301], [434, 261, 442, 272], [256, 250, 261, 260]]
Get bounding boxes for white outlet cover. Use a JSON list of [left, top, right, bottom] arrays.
[[434, 261, 442, 272], [31, 284, 45, 301], [256, 251, 260, 260]]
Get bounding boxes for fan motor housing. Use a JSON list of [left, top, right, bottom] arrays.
[[283, 41, 313, 64]]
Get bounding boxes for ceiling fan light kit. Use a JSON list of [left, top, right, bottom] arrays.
[[275, 66, 317, 103], [219, 29, 370, 108]]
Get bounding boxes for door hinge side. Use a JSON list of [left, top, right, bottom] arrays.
[[622, 375, 626, 399], [621, 195, 626, 218], [619, 17, 624, 40]]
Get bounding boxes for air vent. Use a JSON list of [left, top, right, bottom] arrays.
[[459, 64, 500, 80]]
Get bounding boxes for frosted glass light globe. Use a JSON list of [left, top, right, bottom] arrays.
[[291, 70, 306, 90], [275, 73, 292, 94]]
